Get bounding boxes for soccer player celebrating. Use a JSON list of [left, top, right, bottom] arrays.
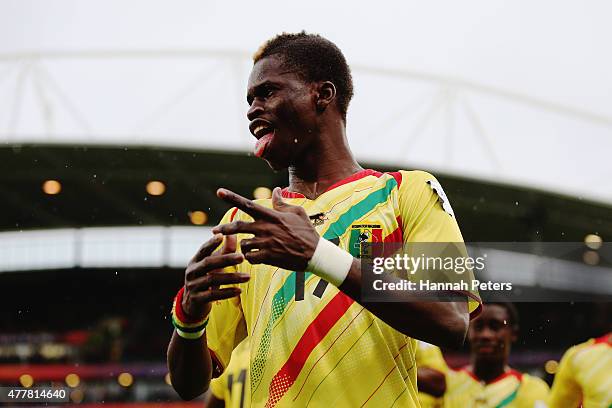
[[442, 303, 549, 408], [548, 331, 611, 408], [167, 32, 480, 407]]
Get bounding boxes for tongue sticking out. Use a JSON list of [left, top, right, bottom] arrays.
[[254, 132, 274, 158]]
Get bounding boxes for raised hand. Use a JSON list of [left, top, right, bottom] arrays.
[[212, 187, 319, 271], [182, 234, 249, 319]]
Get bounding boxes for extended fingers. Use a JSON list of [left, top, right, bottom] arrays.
[[244, 249, 269, 264], [186, 271, 250, 292], [271, 187, 286, 210], [187, 252, 244, 280], [191, 287, 243, 303], [240, 237, 269, 253], [190, 234, 223, 263], [217, 188, 275, 220], [213, 220, 264, 236]]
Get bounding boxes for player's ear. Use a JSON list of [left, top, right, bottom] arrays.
[[315, 81, 336, 112]]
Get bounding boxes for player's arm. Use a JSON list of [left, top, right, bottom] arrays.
[[212, 184, 469, 348], [548, 346, 581, 408], [206, 375, 227, 408], [416, 342, 448, 396], [417, 367, 447, 397], [339, 259, 468, 348], [166, 234, 249, 400]]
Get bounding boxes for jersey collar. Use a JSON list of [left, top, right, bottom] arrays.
[[461, 367, 523, 384], [280, 169, 382, 199]]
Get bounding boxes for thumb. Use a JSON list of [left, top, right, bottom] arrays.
[[221, 234, 237, 254], [272, 187, 287, 210]]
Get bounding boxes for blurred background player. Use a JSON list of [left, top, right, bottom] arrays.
[[442, 303, 549, 407], [417, 340, 448, 407], [548, 331, 611, 408], [206, 338, 251, 408]]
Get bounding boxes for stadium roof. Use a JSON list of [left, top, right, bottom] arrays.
[[3, 145, 612, 244], [1, 1, 611, 204]]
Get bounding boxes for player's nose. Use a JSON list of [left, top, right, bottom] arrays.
[[247, 100, 264, 122]]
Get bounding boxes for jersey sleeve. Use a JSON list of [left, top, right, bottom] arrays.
[[210, 338, 251, 406], [416, 341, 448, 374], [548, 345, 582, 408], [206, 207, 248, 374], [523, 375, 550, 405], [209, 370, 227, 400], [397, 171, 482, 318]]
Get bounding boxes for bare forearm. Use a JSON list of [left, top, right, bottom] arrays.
[[338, 260, 468, 348], [417, 367, 447, 397], [167, 331, 213, 400]]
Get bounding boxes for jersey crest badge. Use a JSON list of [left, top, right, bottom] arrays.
[[349, 224, 382, 258]]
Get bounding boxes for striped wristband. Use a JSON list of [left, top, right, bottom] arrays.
[[171, 287, 209, 340]]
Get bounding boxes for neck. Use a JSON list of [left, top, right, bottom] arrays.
[[288, 123, 362, 199], [470, 357, 509, 383]]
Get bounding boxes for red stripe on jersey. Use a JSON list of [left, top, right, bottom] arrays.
[[360, 342, 409, 406], [281, 169, 384, 198], [229, 207, 238, 222], [265, 292, 355, 408], [386, 171, 403, 187], [594, 332, 612, 345], [395, 215, 404, 234], [325, 169, 383, 192], [383, 225, 403, 244], [292, 307, 367, 401], [281, 188, 304, 198]]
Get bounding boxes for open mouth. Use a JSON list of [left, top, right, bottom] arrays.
[[254, 131, 274, 158], [253, 123, 274, 139], [250, 120, 275, 158]]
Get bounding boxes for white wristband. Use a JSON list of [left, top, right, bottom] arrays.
[[176, 327, 205, 340], [306, 237, 354, 287]]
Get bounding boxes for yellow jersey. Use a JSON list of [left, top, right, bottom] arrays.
[[206, 169, 481, 407], [443, 368, 549, 408], [416, 341, 448, 408], [548, 333, 612, 408], [210, 338, 251, 408]]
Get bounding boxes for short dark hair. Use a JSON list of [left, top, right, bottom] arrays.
[[253, 31, 354, 121], [487, 302, 520, 330]]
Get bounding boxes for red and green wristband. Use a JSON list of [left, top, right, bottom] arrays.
[[171, 287, 209, 339]]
